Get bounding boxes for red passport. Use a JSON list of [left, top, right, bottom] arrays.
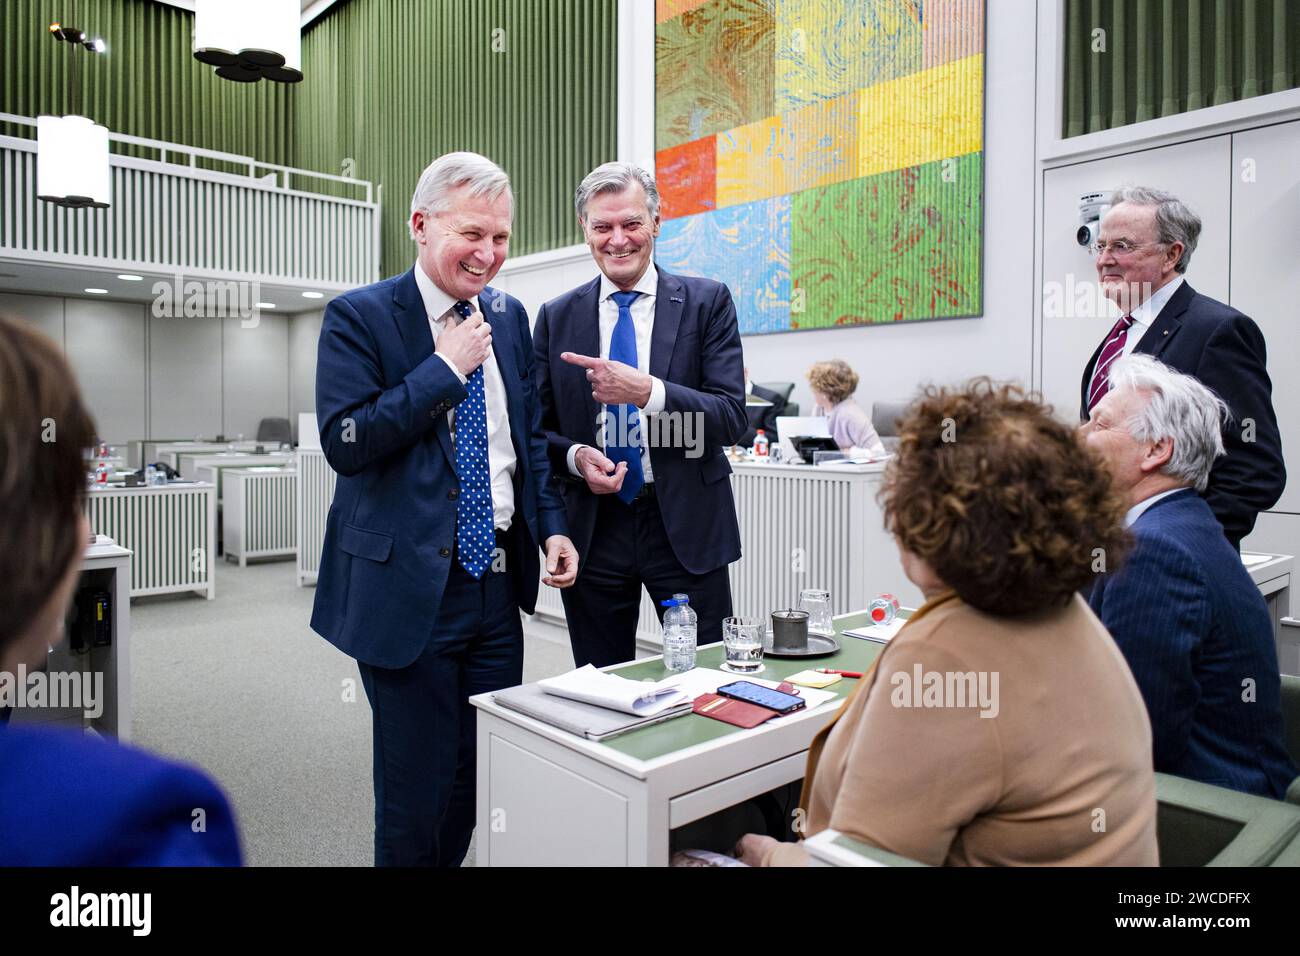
[[692, 693, 780, 729]]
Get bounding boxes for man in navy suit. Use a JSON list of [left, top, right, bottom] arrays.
[[1084, 354, 1296, 798], [311, 153, 577, 866], [1080, 186, 1284, 550], [534, 162, 746, 667], [0, 315, 241, 866]]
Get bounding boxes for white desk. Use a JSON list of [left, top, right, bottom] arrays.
[[1243, 552, 1295, 676], [218, 467, 298, 566], [532, 459, 917, 650], [295, 449, 338, 586], [84, 482, 216, 599], [471, 611, 885, 867], [179, 452, 294, 500], [10, 539, 132, 740], [148, 440, 272, 470]]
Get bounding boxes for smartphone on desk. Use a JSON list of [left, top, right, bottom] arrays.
[[716, 681, 806, 715]]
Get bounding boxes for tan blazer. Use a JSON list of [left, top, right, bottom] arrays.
[[765, 591, 1159, 866]]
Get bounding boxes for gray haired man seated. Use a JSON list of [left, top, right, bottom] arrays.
[[1082, 354, 1296, 798]]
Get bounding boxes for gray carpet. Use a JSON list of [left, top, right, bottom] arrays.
[[128, 557, 578, 866]]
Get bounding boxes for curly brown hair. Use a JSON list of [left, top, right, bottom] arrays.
[[880, 379, 1130, 616], [807, 359, 859, 405]]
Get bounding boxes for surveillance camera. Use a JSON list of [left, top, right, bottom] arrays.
[[1077, 192, 1111, 247]]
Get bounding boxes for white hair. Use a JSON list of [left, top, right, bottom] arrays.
[[409, 152, 512, 240], [1108, 354, 1230, 492], [1108, 185, 1202, 272], [574, 162, 660, 223]]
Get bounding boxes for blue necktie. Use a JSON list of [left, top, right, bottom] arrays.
[[607, 290, 645, 504], [451, 299, 494, 578]]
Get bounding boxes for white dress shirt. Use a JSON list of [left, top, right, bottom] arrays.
[[1088, 275, 1185, 395], [413, 263, 517, 530], [566, 264, 667, 483]]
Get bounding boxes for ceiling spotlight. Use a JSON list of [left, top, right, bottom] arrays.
[[84, 288, 108, 294], [255, 302, 276, 309], [301, 291, 324, 299], [86, 37, 106, 53], [117, 274, 142, 281]]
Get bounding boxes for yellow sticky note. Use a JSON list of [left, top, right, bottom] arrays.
[[787, 670, 841, 689]]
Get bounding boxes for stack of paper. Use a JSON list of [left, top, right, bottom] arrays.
[[538, 665, 689, 718], [843, 617, 906, 644]]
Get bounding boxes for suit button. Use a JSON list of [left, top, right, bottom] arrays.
[[448, 488, 459, 500], [439, 547, 451, 558]]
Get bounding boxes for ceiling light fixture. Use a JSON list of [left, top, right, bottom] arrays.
[[117, 273, 143, 281], [301, 292, 324, 299], [39, 6, 111, 209], [256, 302, 276, 309], [193, 0, 302, 84], [84, 288, 108, 294]]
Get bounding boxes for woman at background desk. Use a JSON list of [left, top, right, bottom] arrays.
[[806, 359, 886, 457], [738, 380, 1159, 867]]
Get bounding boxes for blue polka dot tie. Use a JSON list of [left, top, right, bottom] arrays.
[[607, 290, 645, 504], [451, 299, 494, 579]]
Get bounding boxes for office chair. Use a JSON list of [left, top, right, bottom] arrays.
[[256, 417, 293, 446], [870, 399, 909, 454]]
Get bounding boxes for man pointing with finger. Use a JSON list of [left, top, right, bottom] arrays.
[[534, 162, 747, 667], [312, 152, 577, 866]]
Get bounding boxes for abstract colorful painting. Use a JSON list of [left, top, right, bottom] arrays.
[[655, 0, 985, 333]]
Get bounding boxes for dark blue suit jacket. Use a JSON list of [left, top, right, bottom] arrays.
[[0, 725, 241, 865], [311, 269, 568, 669], [1088, 489, 1296, 798], [533, 267, 747, 576], [1080, 281, 1286, 547]]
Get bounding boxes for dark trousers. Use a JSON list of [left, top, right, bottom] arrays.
[[357, 532, 522, 867], [563, 491, 733, 668]]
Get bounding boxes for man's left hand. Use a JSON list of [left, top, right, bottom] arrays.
[[542, 535, 579, 588], [561, 352, 653, 407]]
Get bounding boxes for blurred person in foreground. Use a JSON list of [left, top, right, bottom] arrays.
[[738, 380, 1158, 866], [0, 315, 241, 865]]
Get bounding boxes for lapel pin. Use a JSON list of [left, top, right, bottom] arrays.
[[670, 296, 683, 303]]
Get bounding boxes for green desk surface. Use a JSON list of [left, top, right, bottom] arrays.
[[599, 607, 912, 762]]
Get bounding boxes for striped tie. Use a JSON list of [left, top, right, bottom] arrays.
[[1087, 314, 1135, 413]]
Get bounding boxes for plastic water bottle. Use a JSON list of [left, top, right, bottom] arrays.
[[145, 464, 157, 487], [94, 462, 108, 485], [868, 593, 900, 626], [661, 594, 698, 672], [753, 429, 769, 459]]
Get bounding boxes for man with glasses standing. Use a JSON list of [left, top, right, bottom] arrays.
[[1082, 185, 1284, 550]]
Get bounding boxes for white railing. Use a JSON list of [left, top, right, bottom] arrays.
[[0, 112, 381, 289]]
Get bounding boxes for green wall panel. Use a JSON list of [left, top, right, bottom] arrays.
[[295, 0, 618, 274], [2, 0, 618, 273]]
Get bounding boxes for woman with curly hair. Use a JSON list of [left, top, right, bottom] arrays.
[[738, 379, 1158, 866], [806, 359, 886, 456]]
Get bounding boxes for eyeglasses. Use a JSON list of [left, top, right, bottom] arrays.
[[1089, 239, 1161, 257]]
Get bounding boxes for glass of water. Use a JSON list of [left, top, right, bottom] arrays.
[[798, 589, 834, 637], [722, 617, 765, 675]]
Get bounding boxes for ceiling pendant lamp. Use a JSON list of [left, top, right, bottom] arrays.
[[37, 115, 110, 208], [193, 0, 303, 84], [38, 9, 111, 208]]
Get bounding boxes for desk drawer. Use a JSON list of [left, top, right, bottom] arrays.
[[670, 751, 806, 829]]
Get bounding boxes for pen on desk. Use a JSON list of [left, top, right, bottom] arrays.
[[815, 668, 862, 678]]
